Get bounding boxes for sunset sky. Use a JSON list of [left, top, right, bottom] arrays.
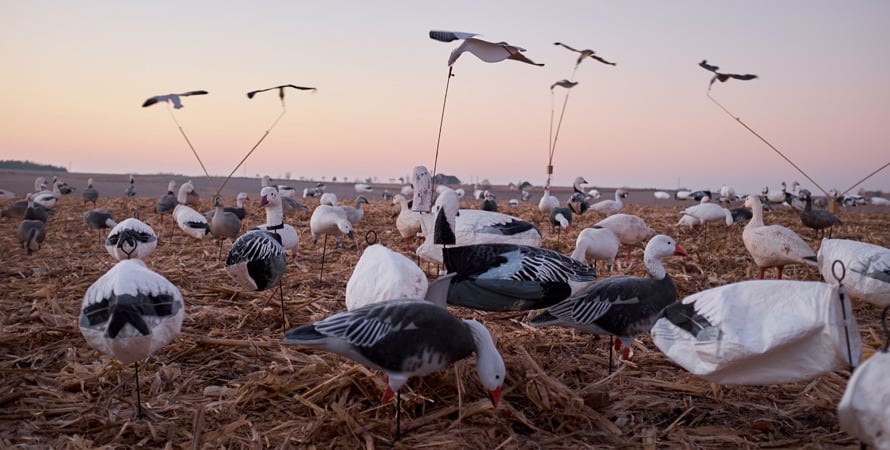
[[2, 1, 889, 196]]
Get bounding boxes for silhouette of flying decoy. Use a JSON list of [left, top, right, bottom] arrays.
[[699, 60, 758, 89], [429, 30, 478, 42], [551, 79, 579, 90], [246, 85, 317, 102], [554, 42, 616, 66], [142, 91, 208, 109]]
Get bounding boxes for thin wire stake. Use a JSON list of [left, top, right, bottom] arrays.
[[707, 92, 830, 198], [431, 66, 454, 184], [832, 260, 857, 371], [166, 104, 212, 184], [217, 107, 288, 197], [134, 361, 143, 418], [840, 161, 890, 197]]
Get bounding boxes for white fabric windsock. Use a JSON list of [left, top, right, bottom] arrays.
[[818, 238, 890, 307], [838, 343, 890, 449], [651, 280, 861, 384]]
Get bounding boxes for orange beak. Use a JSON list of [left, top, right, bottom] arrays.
[[488, 386, 502, 408], [674, 245, 688, 257]]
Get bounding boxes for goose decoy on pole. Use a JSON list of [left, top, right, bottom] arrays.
[[699, 60, 758, 90], [246, 84, 317, 106], [142, 90, 208, 109], [553, 42, 616, 66]]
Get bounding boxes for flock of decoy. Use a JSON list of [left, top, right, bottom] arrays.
[[2, 170, 889, 444]]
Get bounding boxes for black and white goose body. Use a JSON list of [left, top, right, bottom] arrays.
[[105, 218, 158, 261], [224, 230, 287, 291]]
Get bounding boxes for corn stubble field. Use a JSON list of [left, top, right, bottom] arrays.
[[1, 191, 888, 449]]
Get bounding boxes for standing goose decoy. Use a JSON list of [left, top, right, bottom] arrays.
[[172, 182, 210, 239], [156, 180, 177, 227], [33, 179, 61, 209], [105, 218, 158, 261], [571, 226, 621, 273], [799, 190, 842, 239], [142, 90, 208, 109], [209, 195, 243, 258], [261, 175, 298, 199], [281, 195, 309, 215], [589, 189, 627, 217], [283, 300, 505, 440], [594, 213, 657, 265], [341, 195, 369, 226], [253, 186, 301, 263], [354, 183, 374, 195], [538, 185, 559, 217], [125, 175, 136, 197], [80, 258, 184, 418], [204, 192, 250, 221], [310, 204, 355, 247], [82, 178, 98, 208], [393, 194, 422, 252], [531, 235, 687, 362], [742, 195, 817, 279], [417, 189, 541, 266], [184, 180, 200, 207], [425, 242, 598, 312], [480, 191, 498, 212]]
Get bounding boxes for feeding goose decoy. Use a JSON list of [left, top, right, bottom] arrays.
[[283, 300, 505, 441], [17, 219, 46, 256], [345, 244, 428, 311], [1, 195, 53, 221], [23, 194, 51, 223], [83, 210, 117, 233], [80, 258, 184, 417], [225, 230, 287, 292], [341, 195, 369, 226], [142, 90, 208, 109], [531, 234, 687, 363], [125, 175, 136, 197], [480, 191, 498, 212], [594, 213, 657, 265], [82, 178, 98, 208], [105, 218, 158, 261], [571, 226, 621, 273]]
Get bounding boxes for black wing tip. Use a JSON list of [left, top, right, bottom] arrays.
[[247, 91, 257, 99], [141, 98, 157, 107]]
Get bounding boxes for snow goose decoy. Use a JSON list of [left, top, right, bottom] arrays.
[[480, 190, 498, 212], [172, 182, 210, 239], [817, 238, 890, 307], [247, 84, 316, 103], [589, 189, 627, 216], [80, 258, 184, 418], [870, 196, 890, 206], [253, 186, 301, 262], [571, 226, 620, 273], [2, 195, 53, 221], [531, 234, 687, 362], [425, 242, 598, 312], [142, 90, 208, 109], [17, 219, 46, 256], [125, 175, 136, 197], [354, 183, 374, 194], [341, 195, 369, 226], [33, 179, 60, 209], [553, 42, 617, 66], [417, 188, 541, 266], [441, 34, 544, 67], [205, 192, 249, 221], [799, 190, 841, 239], [680, 197, 733, 233], [209, 195, 243, 258], [310, 204, 354, 247], [225, 230, 287, 292], [82, 178, 98, 208], [105, 218, 158, 261], [183, 180, 200, 207], [718, 184, 736, 203], [0, 188, 17, 204], [594, 213, 657, 265], [393, 194, 422, 251], [319, 192, 338, 206], [155, 180, 177, 227], [83, 210, 117, 233], [653, 191, 671, 204], [538, 185, 559, 217], [283, 300, 505, 440], [345, 244, 428, 311], [23, 193, 51, 223], [742, 195, 817, 279], [698, 60, 758, 90]]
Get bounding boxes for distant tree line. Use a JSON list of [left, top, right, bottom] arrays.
[[0, 160, 67, 172]]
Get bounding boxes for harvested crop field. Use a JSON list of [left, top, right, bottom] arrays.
[[1, 187, 889, 449]]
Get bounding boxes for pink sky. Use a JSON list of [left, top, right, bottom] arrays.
[[2, 1, 888, 196]]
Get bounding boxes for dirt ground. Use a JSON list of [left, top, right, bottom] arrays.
[[1, 172, 889, 449]]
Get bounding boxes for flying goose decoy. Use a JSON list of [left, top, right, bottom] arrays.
[[553, 42, 616, 66], [142, 90, 208, 109], [699, 60, 758, 90], [430, 31, 544, 67], [246, 85, 316, 106]]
